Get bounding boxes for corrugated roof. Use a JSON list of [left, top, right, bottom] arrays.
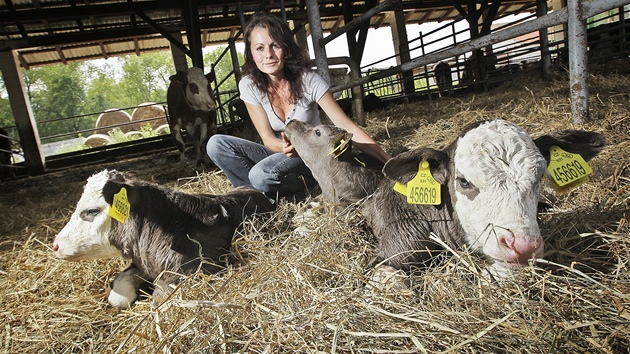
[[0, 0, 540, 68]]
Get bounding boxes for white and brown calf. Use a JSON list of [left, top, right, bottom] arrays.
[[52, 170, 274, 308]]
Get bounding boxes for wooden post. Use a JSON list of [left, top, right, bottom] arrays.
[[0, 51, 45, 174]]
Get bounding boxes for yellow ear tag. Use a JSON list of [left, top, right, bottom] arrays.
[[393, 182, 407, 195], [406, 161, 441, 205], [327, 138, 350, 159], [547, 145, 592, 193], [392, 161, 441, 205], [108, 187, 130, 223]]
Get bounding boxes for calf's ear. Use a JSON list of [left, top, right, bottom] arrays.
[[169, 70, 187, 84], [205, 70, 216, 83], [102, 173, 139, 211], [382, 148, 450, 185], [534, 130, 605, 163]]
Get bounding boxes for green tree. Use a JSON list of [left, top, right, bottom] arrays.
[[83, 61, 124, 114], [118, 52, 171, 107], [3, 50, 177, 146], [0, 79, 14, 129], [204, 45, 244, 99], [23, 63, 90, 141]]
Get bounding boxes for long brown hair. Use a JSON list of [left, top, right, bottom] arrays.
[[242, 12, 310, 101]]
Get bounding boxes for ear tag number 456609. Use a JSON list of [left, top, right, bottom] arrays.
[[108, 187, 130, 223], [547, 145, 592, 193], [393, 161, 441, 205]]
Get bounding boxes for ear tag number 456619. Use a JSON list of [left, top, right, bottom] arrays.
[[547, 145, 592, 193], [108, 187, 130, 223], [393, 161, 441, 205]]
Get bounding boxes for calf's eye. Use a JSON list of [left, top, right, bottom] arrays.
[[87, 208, 101, 216], [80, 208, 102, 222], [314, 129, 321, 137], [457, 177, 472, 189]]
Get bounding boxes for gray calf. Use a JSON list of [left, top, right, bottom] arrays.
[[284, 120, 383, 204]]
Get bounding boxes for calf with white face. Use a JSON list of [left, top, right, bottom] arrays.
[[366, 120, 604, 274], [53, 170, 274, 308]]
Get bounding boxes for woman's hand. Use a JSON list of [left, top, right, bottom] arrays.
[[281, 132, 299, 158]]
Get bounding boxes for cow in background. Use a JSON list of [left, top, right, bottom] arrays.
[[166, 67, 217, 166], [433, 61, 452, 97], [587, 18, 630, 62], [337, 93, 388, 118]]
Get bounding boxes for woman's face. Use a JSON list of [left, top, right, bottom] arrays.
[[249, 26, 285, 77]]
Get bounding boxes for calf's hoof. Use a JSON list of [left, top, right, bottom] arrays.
[[365, 265, 412, 295]]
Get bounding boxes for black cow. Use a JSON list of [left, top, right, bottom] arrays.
[[433, 61, 452, 97]]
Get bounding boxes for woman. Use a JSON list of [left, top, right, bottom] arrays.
[[207, 12, 391, 202]]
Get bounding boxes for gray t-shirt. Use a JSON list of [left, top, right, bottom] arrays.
[[238, 71, 329, 137]]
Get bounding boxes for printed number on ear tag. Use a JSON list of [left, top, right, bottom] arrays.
[[108, 187, 130, 223], [547, 145, 592, 193], [393, 161, 441, 205]]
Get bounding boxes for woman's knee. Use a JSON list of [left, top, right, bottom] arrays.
[[206, 134, 228, 156], [248, 164, 274, 193]]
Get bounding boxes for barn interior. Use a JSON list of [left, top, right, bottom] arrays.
[[1, 0, 628, 177], [1, 1, 630, 353]]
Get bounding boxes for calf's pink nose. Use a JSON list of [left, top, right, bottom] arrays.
[[52, 242, 59, 252], [498, 234, 544, 265]]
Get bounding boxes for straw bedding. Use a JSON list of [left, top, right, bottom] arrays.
[[1, 59, 629, 353]]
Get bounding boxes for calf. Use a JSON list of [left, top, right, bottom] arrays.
[[365, 120, 604, 275], [433, 61, 452, 97], [337, 93, 388, 118], [166, 67, 217, 166], [52, 170, 274, 308], [284, 120, 383, 204]]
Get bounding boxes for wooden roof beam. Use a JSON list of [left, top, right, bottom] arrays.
[[98, 41, 108, 59], [4, 0, 29, 38], [438, 9, 455, 22], [330, 16, 344, 32], [55, 45, 67, 64]]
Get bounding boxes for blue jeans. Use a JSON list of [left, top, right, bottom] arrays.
[[207, 134, 317, 201]]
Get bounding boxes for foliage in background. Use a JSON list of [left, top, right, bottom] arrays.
[[204, 46, 244, 118], [0, 48, 233, 144]]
